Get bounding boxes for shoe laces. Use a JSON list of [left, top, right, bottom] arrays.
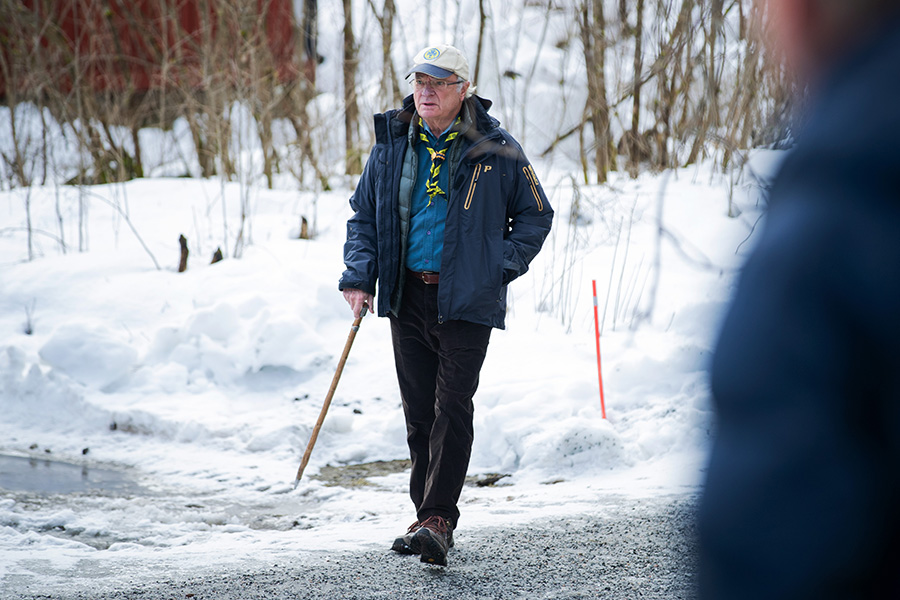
[[406, 520, 420, 533], [419, 515, 450, 534]]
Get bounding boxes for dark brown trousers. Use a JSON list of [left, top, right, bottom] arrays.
[[389, 276, 492, 527]]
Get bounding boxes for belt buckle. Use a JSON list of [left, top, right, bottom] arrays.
[[417, 270, 438, 284]]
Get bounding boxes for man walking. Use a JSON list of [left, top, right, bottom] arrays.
[[700, 1, 900, 598], [339, 44, 553, 566]]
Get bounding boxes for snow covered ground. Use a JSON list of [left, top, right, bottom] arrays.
[[0, 151, 777, 595]]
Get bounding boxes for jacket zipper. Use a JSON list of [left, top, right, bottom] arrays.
[[464, 163, 483, 210], [440, 127, 503, 325]]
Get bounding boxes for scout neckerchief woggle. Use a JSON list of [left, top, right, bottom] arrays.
[[419, 116, 461, 206]]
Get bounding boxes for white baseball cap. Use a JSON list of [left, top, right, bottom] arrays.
[[406, 44, 470, 82]]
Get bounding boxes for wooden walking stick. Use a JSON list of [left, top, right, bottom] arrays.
[[293, 306, 367, 488]]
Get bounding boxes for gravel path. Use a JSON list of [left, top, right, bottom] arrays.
[[22, 494, 699, 600]]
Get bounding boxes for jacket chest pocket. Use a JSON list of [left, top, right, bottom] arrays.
[[458, 162, 508, 241], [463, 161, 502, 210]]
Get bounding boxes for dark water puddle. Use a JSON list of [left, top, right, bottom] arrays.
[[0, 454, 146, 496]]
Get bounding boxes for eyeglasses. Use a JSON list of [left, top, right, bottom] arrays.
[[411, 78, 465, 91]]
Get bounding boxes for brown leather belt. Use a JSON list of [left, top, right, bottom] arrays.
[[407, 269, 440, 285]]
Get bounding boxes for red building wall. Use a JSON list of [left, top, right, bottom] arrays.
[[1, 0, 299, 98]]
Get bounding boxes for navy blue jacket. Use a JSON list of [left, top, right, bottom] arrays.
[[339, 95, 553, 329], [700, 17, 900, 600]]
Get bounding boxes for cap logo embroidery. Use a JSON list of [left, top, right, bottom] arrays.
[[423, 48, 441, 61]]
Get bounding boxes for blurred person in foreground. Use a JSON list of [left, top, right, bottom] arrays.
[[700, 0, 900, 598], [338, 44, 552, 566]]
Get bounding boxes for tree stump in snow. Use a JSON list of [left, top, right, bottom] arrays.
[[299, 216, 309, 240], [178, 235, 189, 272], [211, 247, 223, 264]]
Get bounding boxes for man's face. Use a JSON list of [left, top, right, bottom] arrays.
[[765, 0, 858, 81], [412, 73, 469, 128], [765, 0, 806, 73]]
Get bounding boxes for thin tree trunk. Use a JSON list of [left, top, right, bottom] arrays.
[[581, 0, 610, 184], [474, 0, 487, 84], [343, 0, 362, 175], [292, 0, 327, 188], [686, 0, 723, 165], [628, 0, 644, 178], [368, 0, 402, 108], [657, 63, 672, 169], [383, 0, 401, 105]]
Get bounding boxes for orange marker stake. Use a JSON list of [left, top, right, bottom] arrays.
[[592, 280, 607, 419]]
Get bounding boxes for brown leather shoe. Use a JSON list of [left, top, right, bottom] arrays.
[[391, 520, 422, 554], [414, 515, 454, 566]]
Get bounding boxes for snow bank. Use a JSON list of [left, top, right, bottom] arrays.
[[0, 155, 775, 591]]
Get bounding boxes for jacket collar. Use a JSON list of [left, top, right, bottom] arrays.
[[377, 95, 499, 145]]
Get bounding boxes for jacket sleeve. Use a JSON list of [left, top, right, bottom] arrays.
[[339, 153, 380, 295], [502, 147, 554, 285], [700, 154, 900, 599]]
